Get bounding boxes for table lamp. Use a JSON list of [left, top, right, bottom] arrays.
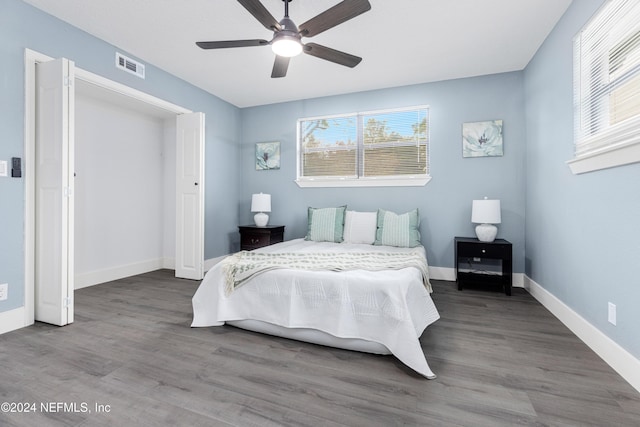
[[471, 197, 501, 242], [251, 193, 271, 227]]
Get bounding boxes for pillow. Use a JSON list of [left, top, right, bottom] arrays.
[[374, 208, 421, 248], [343, 211, 377, 244], [305, 206, 347, 243]]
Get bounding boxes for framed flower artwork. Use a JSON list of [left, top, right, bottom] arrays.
[[256, 141, 280, 170], [462, 120, 503, 157]]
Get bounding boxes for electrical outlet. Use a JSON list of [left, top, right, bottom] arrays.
[[608, 302, 616, 325], [0, 283, 7, 301]]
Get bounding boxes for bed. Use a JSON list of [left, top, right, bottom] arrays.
[[192, 234, 440, 378]]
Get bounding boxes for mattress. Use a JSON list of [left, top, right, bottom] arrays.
[[191, 238, 440, 378]]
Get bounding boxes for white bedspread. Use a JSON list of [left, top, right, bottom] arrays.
[[191, 239, 440, 378]]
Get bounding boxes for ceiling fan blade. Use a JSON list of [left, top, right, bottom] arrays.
[[271, 55, 290, 78], [196, 39, 269, 49], [237, 0, 281, 31], [303, 43, 362, 68], [299, 0, 371, 38]]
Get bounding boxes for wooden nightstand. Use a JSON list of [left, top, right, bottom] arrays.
[[238, 225, 285, 251], [455, 236, 512, 295]]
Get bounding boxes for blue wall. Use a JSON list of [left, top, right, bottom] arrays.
[[0, 0, 241, 312], [524, 0, 640, 359], [239, 72, 527, 271], [5, 0, 635, 364]]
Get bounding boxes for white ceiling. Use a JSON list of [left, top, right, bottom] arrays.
[[22, 0, 572, 108]]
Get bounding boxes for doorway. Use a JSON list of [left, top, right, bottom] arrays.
[[25, 49, 205, 326], [74, 78, 177, 289]]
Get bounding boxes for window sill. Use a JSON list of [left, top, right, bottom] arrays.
[[566, 139, 640, 174], [295, 176, 432, 188]]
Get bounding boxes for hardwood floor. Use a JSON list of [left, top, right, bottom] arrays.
[[1, 270, 638, 426]]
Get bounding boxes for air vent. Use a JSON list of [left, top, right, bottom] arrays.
[[115, 52, 145, 79]]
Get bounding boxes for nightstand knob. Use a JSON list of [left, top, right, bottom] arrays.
[[482, 249, 486, 253]]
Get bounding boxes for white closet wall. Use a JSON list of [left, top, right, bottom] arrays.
[[74, 87, 173, 288], [162, 120, 176, 267]]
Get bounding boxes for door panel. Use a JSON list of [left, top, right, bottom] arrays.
[[176, 112, 204, 280], [35, 58, 74, 326]]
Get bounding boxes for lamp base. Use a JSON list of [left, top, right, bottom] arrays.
[[475, 224, 497, 242], [254, 212, 269, 227]]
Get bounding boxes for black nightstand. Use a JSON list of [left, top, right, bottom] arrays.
[[455, 237, 512, 295], [238, 225, 285, 251]]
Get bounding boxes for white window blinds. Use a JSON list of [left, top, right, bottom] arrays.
[[299, 114, 358, 179], [298, 106, 429, 185], [361, 108, 428, 177], [573, 0, 640, 157]]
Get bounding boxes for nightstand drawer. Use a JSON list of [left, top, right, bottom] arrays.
[[238, 225, 285, 251], [241, 233, 270, 249], [457, 242, 510, 259]]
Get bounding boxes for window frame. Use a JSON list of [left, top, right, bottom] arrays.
[[568, 0, 640, 174], [296, 105, 431, 188]]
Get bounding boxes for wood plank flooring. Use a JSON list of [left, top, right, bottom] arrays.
[[1, 270, 638, 426]]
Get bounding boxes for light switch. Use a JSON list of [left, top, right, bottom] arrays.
[[0, 160, 7, 177], [11, 157, 21, 178]]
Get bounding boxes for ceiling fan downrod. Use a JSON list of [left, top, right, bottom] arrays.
[[283, 0, 291, 18]]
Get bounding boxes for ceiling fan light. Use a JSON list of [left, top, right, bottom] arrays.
[[272, 37, 303, 57]]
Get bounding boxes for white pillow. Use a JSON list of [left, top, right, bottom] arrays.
[[343, 211, 377, 244]]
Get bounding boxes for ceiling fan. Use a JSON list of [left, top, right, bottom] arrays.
[[196, 0, 371, 78]]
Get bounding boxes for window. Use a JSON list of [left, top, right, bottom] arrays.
[[569, 0, 640, 174], [296, 106, 430, 187]]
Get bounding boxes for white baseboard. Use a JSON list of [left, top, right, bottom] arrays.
[[0, 307, 32, 335], [429, 267, 525, 287], [524, 276, 640, 393], [75, 255, 223, 288], [429, 266, 456, 281], [75, 258, 165, 289], [162, 257, 175, 270]]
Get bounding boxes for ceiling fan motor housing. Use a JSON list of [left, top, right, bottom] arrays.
[[275, 16, 301, 40]]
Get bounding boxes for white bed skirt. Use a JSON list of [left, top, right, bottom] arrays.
[[227, 319, 392, 355]]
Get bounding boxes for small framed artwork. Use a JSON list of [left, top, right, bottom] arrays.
[[462, 120, 503, 157], [255, 141, 280, 170]]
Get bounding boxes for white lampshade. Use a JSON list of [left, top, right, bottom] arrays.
[[472, 198, 501, 224], [251, 193, 271, 213], [471, 198, 501, 242], [251, 193, 271, 227]]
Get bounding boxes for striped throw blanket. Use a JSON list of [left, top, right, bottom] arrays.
[[221, 250, 431, 295]]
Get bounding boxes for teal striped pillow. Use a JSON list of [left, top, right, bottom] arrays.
[[374, 209, 421, 247], [305, 206, 347, 243]]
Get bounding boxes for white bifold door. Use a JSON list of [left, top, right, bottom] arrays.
[[175, 112, 205, 280], [35, 58, 75, 326], [34, 57, 205, 327]]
